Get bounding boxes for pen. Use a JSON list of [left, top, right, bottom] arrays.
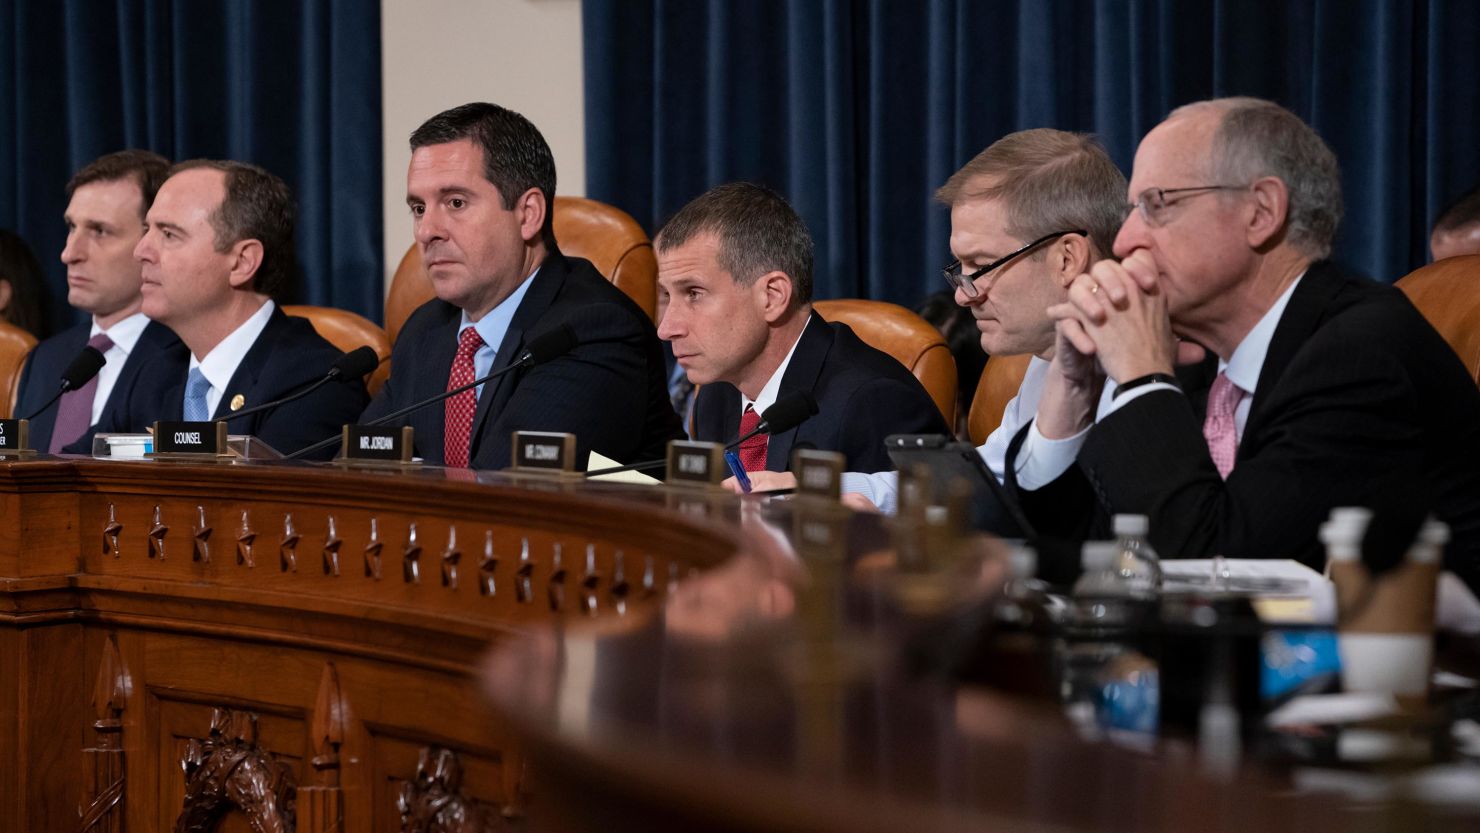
[[723, 450, 752, 493]]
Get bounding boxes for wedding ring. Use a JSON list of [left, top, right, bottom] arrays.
[[1090, 282, 1101, 295]]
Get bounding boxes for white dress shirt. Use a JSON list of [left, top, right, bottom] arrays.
[[88, 311, 150, 424], [188, 300, 276, 416], [456, 267, 539, 400]]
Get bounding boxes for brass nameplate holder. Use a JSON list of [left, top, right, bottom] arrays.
[[665, 440, 725, 489], [792, 449, 845, 499], [509, 431, 578, 475], [150, 421, 230, 459], [337, 425, 417, 467], [0, 418, 35, 457]]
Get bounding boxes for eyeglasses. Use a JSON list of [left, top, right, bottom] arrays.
[[944, 229, 1087, 298], [1127, 185, 1246, 227]]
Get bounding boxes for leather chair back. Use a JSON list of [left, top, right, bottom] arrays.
[[0, 320, 36, 418], [1396, 254, 1480, 385], [385, 196, 658, 344], [283, 305, 392, 395], [967, 353, 1033, 446], [812, 299, 957, 424]]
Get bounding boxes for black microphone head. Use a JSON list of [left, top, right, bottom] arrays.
[[60, 346, 107, 391], [757, 391, 819, 435], [330, 346, 380, 380], [524, 323, 578, 365]]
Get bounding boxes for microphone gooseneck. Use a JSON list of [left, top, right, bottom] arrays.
[[220, 346, 384, 424]]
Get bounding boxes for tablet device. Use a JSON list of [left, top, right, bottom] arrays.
[[884, 434, 1033, 538]]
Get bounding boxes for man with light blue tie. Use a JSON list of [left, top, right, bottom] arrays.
[[82, 159, 366, 458]]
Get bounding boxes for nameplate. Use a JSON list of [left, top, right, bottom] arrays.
[[510, 431, 577, 473], [152, 421, 228, 456], [665, 440, 725, 487], [0, 418, 31, 454], [340, 425, 414, 463], [792, 449, 846, 499]]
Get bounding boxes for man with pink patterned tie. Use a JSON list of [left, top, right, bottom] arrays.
[[1015, 97, 1480, 591]]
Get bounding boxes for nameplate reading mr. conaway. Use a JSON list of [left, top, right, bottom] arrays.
[[153, 421, 228, 455], [510, 431, 577, 473]]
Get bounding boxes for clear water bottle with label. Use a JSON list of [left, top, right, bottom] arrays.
[[1112, 513, 1161, 596]]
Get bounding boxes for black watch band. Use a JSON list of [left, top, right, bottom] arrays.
[[1113, 372, 1181, 399]]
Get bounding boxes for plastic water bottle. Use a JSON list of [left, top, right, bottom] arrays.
[[1062, 541, 1159, 740], [1112, 514, 1161, 595]]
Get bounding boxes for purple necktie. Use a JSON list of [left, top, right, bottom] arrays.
[[49, 332, 114, 453], [1202, 371, 1246, 479]]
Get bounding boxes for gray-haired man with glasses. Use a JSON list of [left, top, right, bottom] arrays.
[[1017, 97, 1480, 591]]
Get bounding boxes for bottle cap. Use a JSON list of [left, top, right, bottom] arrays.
[[1409, 517, 1450, 564], [1008, 545, 1037, 580], [1112, 514, 1149, 536], [1081, 540, 1118, 570], [1319, 506, 1372, 562]]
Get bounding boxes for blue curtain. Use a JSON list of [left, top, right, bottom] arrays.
[[0, 0, 382, 335], [583, 0, 1480, 306]]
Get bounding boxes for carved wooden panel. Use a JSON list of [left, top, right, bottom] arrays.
[[80, 634, 129, 833], [173, 708, 296, 833]]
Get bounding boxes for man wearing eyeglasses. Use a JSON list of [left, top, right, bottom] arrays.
[[1019, 97, 1480, 588], [657, 182, 946, 475]]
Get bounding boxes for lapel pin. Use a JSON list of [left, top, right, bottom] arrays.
[[230, 394, 246, 412]]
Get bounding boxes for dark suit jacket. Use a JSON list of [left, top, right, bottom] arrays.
[[692, 312, 949, 473], [1017, 261, 1480, 590], [82, 307, 368, 460], [15, 318, 181, 450], [362, 250, 683, 470]]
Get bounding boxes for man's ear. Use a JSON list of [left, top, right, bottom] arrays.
[[515, 187, 548, 244], [1246, 176, 1289, 250], [1051, 232, 1093, 288], [756, 271, 795, 323], [226, 239, 264, 290]]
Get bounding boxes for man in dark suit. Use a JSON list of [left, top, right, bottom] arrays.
[[362, 102, 682, 470], [656, 183, 946, 476], [1020, 97, 1480, 589], [85, 160, 366, 458], [15, 150, 182, 452]]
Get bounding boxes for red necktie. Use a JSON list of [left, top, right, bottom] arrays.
[[444, 327, 485, 468], [1202, 371, 1246, 479], [738, 404, 767, 471]]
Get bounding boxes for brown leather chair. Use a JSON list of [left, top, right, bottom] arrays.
[[1396, 254, 1480, 385], [813, 299, 957, 424], [967, 353, 1033, 446], [385, 196, 659, 344], [283, 305, 391, 395], [0, 320, 36, 418]]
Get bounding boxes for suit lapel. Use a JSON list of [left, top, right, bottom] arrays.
[[765, 312, 831, 472], [213, 308, 285, 427], [412, 308, 462, 461], [1241, 261, 1344, 442]]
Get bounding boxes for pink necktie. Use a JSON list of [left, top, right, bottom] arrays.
[[1202, 371, 1246, 479], [49, 332, 114, 453], [443, 327, 485, 468]]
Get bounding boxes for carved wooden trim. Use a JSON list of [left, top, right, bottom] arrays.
[[441, 527, 461, 590], [192, 506, 212, 563], [515, 537, 533, 604], [396, 747, 499, 832], [547, 543, 566, 612], [322, 515, 341, 577], [641, 555, 657, 598], [80, 634, 130, 832], [237, 510, 256, 568], [403, 522, 422, 584], [148, 505, 167, 560], [477, 531, 496, 597], [364, 517, 382, 580], [280, 513, 299, 573], [175, 709, 295, 833], [581, 544, 601, 615], [102, 503, 123, 558], [298, 662, 347, 833], [609, 550, 630, 615]]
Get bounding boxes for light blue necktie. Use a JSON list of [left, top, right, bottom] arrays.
[[183, 367, 212, 421]]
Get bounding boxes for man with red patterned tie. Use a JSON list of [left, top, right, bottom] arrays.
[[363, 102, 682, 470], [1016, 97, 1480, 591], [656, 182, 946, 475]]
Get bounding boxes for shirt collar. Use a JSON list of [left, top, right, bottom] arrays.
[[189, 300, 276, 391], [1221, 272, 1304, 394], [742, 316, 812, 415], [459, 266, 539, 346], [90, 310, 150, 354]]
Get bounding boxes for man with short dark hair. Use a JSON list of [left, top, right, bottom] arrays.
[[16, 149, 183, 452], [86, 159, 367, 457], [1431, 185, 1480, 261], [1023, 98, 1480, 589], [656, 182, 946, 475], [363, 102, 682, 469]]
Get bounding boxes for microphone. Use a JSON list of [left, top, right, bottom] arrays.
[[283, 323, 578, 461], [585, 391, 820, 478], [220, 346, 382, 424], [20, 346, 108, 421]]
